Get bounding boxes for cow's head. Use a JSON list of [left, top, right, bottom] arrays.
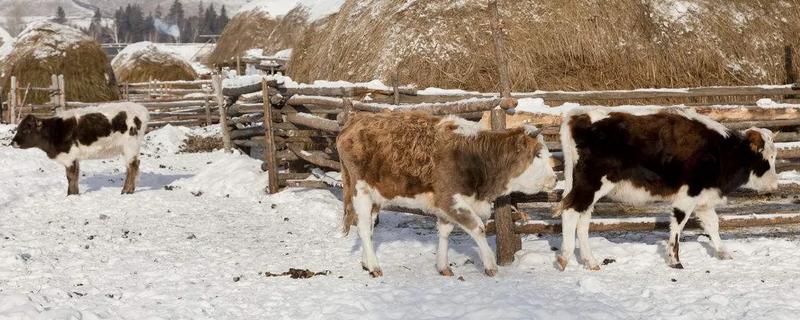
[[742, 127, 778, 192], [10, 115, 46, 149], [503, 125, 558, 195]]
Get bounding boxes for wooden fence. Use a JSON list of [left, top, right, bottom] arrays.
[[1, 76, 221, 130], [224, 74, 800, 265]]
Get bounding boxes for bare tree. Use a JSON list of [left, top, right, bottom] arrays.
[[3, 0, 26, 36]]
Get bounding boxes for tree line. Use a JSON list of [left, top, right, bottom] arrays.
[[51, 0, 229, 44]]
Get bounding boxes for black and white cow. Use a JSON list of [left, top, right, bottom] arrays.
[[557, 106, 778, 270], [10, 103, 149, 195]]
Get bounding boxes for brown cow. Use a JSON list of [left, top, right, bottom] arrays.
[[337, 112, 557, 277]]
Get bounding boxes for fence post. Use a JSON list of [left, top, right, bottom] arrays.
[[203, 91, 212, 126], [50, 75, 58, 108], [0, 86, 4, 123], [786, 45, 798, 99], [262, 78, 280, 194], [148, 77, 154, 99], [58, 75, 66, 111], [213, 74, 232, 153], [393, 68, 400, 105], [9, 77, 17, 125], [124, 82, 130, 101]]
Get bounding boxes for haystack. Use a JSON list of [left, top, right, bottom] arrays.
[[0, 21, 118, 103], [112, 42, 198, 83], [290, 0, 800, 91], [206, 2, 310, 67], [0, 25, 12, 64]]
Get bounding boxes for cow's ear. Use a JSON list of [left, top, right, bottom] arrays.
[[521, 123, 541, 138], [745, 129, 765, 153]]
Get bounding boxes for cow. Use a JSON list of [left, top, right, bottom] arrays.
[[337, 112, 558, 277], [556, 106, 778, 270], [10, 103, 149, 195]]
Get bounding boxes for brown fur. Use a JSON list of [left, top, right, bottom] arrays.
[[122, 157, 140, 194], [66, 161, 79, 195], [337, 112, 542, 234]]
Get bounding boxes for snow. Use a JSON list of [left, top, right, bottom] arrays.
[[14, 21, 90, 60], [5, 123, 800, 318], [0, 25, 13, 61], [237, 0, 345, 21], [111, 41, 197, 76], [153, 43, 215, 76]]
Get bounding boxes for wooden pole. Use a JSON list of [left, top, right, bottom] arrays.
[[58, 75, 66, 111], [786, 45, 798, 99], [148, 77, 154, 99], [393, 68, 401, 105], [0, 86, 4, 123], [50, 75, 58, 108], [204, 94, 212, 126], [9, 77, 17, 125], [124, 82, 130, 101], [489, 0, 513, 98], [236, 56, 241, 76], [213, 75, 232, 152], [263, 78, 280, 194]]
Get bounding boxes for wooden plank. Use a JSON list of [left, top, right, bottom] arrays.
[[286, 95, 344, 109], [263, 78, 280, 194], [286, 144, 341, 171], [353, 98, 507, 115], [285, 112, 341, 132]]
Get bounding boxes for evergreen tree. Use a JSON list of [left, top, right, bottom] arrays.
[[155, 4, 164, 19], [218, 5, 230, 33], [89, 9, 104, 42], [54, 6, 67, 24], [167, 0, 185, 26], [203, 4, 217, 35]]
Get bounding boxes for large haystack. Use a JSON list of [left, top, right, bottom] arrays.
[[112, 42, 198, 83], [1, 21, 118, 103], [206, 2, 310, 67], [290, 0, 800, 91]]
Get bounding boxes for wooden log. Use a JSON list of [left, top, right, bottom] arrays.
[[286, 95, 344, 109], [725, 119, 800, 130], [282, 86, 416, 98], [283, 179, 330, 189], [393, 69, 401, 105], [50, 75, 58, 108], [279, 172, 313, 180], [498, 213, 800, 235], [494, 203, 518, 266], [287, 144, 341, 170], [214, 75, 232, 153], [58, 75, 65, 110], [204, 95, 212, 126], [353, 98, 507, 115], [263, 78, 280, 194], [778, 145, 800, 159], [127, 79, 212, 87], [489, 0, 512, 98], [9, 77, 17, 124], [286, 112, 341, 132]]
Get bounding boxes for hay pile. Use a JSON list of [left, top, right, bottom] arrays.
[[289, 0, 800, 91], [112, 42, 198, 83], [0, 21, 118, 103], [206, 2, 310, 67]]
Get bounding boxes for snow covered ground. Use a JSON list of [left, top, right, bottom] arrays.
[[2, 124, 800, 319]]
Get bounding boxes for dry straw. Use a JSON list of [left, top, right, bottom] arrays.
[[1, 21, 119, 104], [112, 43, 198, 83], [289, 0, 800, 92], [207, 6, 310, 67]]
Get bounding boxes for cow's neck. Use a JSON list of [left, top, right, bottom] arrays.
[[37, 117, 74, 159], [717, 136, 759, 194]]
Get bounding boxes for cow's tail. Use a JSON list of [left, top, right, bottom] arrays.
[[555, 107, 590, 217], [341, 163, 357, 236]]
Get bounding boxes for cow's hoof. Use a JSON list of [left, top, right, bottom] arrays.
[[717, 251, 733, 260], [369, 269, 383, 278], [121, 190, 134, 195], [361, 263, 369, 271], [438, 268, 454, 277], [587, 264, 601, 271], [556, 255, 569, 271], [669, 263, 684, 269], [484, 268, 497, 277]]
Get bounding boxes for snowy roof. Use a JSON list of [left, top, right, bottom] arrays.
[[236, 0, 345, 21], [14, 21, 93, 60]]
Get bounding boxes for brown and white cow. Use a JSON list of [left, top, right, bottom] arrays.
[[557, 106, 778, 270], [10, 103, 149, 195], [337, 112, 557, 277]]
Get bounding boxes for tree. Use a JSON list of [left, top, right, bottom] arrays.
[[218, 5, 230, 32], [203, 4, 218, 35], [167, 0, 185, 26], [89, 9, 105, 42], [54, 6, 67, 24], [155, 4, 164, 19]]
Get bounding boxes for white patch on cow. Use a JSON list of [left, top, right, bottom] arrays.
[[52, 103, 150, 166], [452, 194, 492, 220], [742, 127, 779, 192], [438, 115, 484, 137], [503, 144, 557, 196]]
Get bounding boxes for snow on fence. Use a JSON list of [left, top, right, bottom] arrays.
[[222, 71, 800, 264]]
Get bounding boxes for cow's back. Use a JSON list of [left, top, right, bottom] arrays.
[[337, 112, 439, 191]]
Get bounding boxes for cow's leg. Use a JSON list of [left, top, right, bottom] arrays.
[[121, 156, 140, 194], [436, 217, 455, 276], [668, 198, 697, 269], [447, 206, 497, 277], [66, 161, 80, 195], [558, 177, 612, 271], [695, 206, 732, 260], [354, 182, 382, 277]]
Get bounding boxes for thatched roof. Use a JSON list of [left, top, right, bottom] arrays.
[[112, 42, 198, 83], [289, 0, 800, 92], [1, 21, 118, 103], [206, 3, 310, 67]]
